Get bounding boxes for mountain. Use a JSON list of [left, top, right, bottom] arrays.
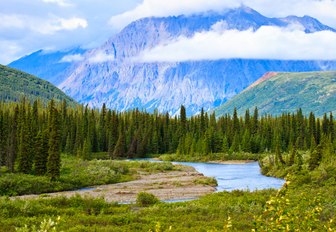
[[8, 47, 86, 85], [215, 71, 336, 117], [10, 6, 336, 115], [0, 65, 76, 105]]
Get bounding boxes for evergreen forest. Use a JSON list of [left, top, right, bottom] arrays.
[[0, 99, 335, 178], [1, 99, 336, 231]]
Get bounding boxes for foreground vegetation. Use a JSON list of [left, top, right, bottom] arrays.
[[1, 189, 274, 231], [0, 155, 177, 196], [3, 179, 336, 231], [3, 138, 336, 231]]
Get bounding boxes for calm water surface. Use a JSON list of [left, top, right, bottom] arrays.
[[172, 161, 285, 191]]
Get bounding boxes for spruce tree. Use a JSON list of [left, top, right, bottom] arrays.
[[82, 138, 92, 160], [108, 113, 118, 158], [275, 138, 285, 165], [229, 133, 240, 153], [288, 143, 297, 166], [222, 135, 229, 153], [113, 128, 126, 158], [46, 100, 61, 181], [17, 104, 33, 174], [241, 130, 251, 152], [34, 130, 49, 175], [308, 145, 322, 170], [180, 105, 187, 136], [7, 106, 19, 172]]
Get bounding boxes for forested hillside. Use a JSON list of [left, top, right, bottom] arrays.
[[0, 65, 76, 105], [216, 71, 336, 117]]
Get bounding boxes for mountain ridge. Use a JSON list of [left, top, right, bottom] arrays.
[[8, 6, 336, 115]]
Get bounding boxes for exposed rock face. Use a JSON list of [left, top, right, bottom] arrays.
[[9, 7, 336, 115]]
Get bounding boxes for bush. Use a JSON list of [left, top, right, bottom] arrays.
[[136, 192, 159, 207], [193, 177, 218, 187]]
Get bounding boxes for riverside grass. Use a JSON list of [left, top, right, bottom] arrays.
[[3, 150, 336, 231]]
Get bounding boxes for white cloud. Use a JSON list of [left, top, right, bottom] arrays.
[[0, 14, 87, 34], [135, 25, 336, 62], [1, 0, 336, 65], [0, 14, 25, 29], [42, 0, 73, 7], [0, 40, 22, 64], [109, 0, 336, 30], [60, 53, 84, 62], [37, 17, 88, 34], [0, 0, 140, 64], [109, 0, 238, 30], [89, 51, 115, 63]]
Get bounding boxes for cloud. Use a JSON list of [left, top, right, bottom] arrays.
[[0, 14, 87, 34], [135, 25, 336, 62], [109, 0, 238, 30], [0, 0, 140, 64], [1, 0, 336, 65], [60, 53, 84, 62], [109, 0, 336, 30], [42, 0, 73, 7], [0, 40, 22, 64], [88, 50, 115, 63], [37, 17, 88, 34], [0, 14, 25, 29]]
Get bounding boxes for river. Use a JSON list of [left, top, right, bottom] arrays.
[[142, 159, 285, 192], [172, 161, 285, 191]]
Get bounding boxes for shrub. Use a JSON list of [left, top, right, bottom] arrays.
[[193, 177, 218, 187], [136, 192, 159, 207]]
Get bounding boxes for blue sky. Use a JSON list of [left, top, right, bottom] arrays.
[[1, 0, 336, 64]]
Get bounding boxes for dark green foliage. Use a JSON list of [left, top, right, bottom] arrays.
[[0, 99, 335, 179], [46, 100, 61, 181], [136, 192, 159, 207], [34, 130, 49, 175], [113, 129, 126, 158], [17, 102, 33, 174], [309, 145, 323, 170], [81, 138, 92, 160], [288, 143, 297, 166]]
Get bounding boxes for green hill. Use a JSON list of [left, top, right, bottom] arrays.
[[0, 65, 76, 105], [215, 71, 336, 117]]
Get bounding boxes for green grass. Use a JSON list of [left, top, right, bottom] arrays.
[[2, 149, 336, 231], [216, 71, 336, 117], [0, 189, 275, 232], [0, 155, 178, 196], [159, 152, 262, 162]]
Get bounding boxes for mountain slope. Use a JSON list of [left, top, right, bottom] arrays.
[[215, 71, 336, 117], [0, 65, 76, 105], [9, 6, 336, 115], [58, 7, 336, 115], [8, 47, 86, 85]]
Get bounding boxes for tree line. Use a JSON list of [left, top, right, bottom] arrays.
[[0, 99, 335, 179]]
